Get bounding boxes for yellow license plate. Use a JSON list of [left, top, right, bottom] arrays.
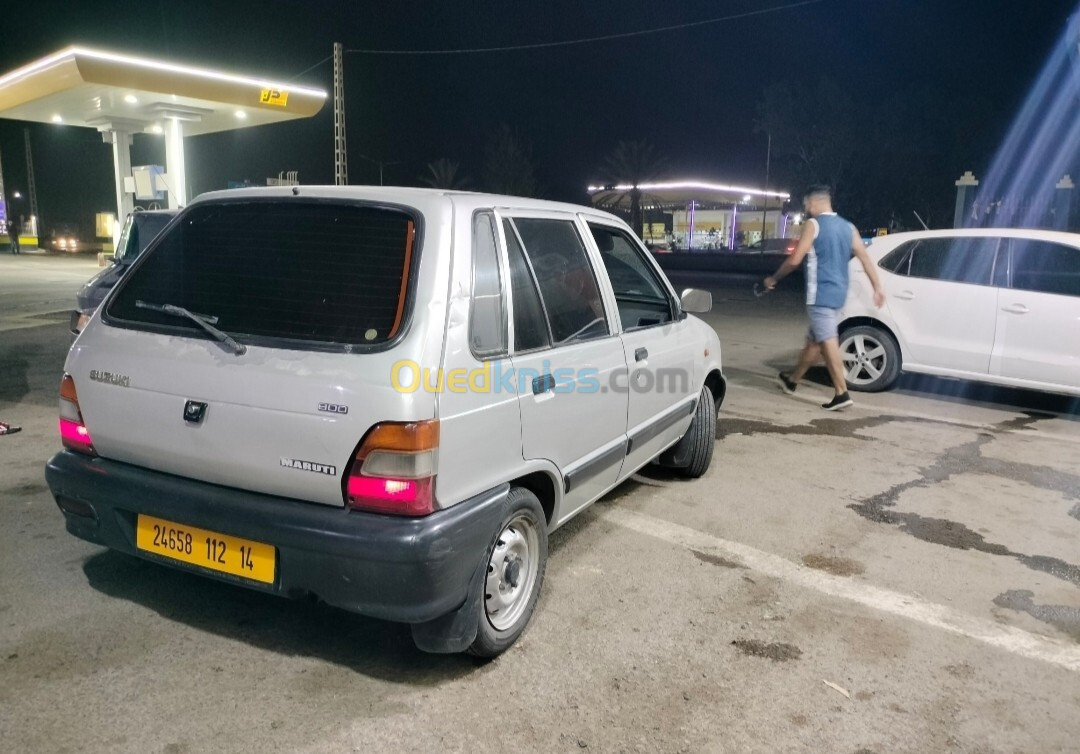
[[136, 514, 276, 584]]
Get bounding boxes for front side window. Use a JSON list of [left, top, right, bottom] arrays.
[[589, 223, 673, 330], [510, 218, 609, 346], [1009, 239, 1080, 297], [878, 242, 913, 274], [469, 212, 507, 358], [107, 201, 418, 349], [906, 237, 997, 285]]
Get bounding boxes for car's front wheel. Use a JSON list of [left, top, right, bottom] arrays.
[[468, 487, 548, 658], [677, 386, 717, 478], [839, 325, 901, 392]]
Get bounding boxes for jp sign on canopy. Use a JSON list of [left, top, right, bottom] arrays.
[[0, 46, 326, 234]]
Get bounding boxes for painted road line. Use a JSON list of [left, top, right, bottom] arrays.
[[602, 506, 1080, 674]]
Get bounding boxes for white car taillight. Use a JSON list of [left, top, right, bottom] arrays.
[[59, 374, 96, 456], [345, 420, 439, 516]]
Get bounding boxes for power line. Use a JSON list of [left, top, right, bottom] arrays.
[[344, 0, 827, 56], [288, 54, 332, 82]]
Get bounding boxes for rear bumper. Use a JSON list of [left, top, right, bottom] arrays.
[[45, 451, 509, 624]]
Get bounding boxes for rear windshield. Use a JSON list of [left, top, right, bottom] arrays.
[[106, 201, 418, 349]]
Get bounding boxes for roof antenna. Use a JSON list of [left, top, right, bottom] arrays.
[[292, 186, 300, 196], [912, 210, 930, 230]]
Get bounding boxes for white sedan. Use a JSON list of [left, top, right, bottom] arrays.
[[839, 228, 1080, 396]]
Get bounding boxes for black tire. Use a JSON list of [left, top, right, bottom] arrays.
[[679, 386, 717, 478], [838, 325, 901, 392], [468, 487, 548, 658]]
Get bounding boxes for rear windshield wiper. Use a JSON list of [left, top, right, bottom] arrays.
[[136, 301, 247, 356]]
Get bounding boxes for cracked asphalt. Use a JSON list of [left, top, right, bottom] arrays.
[[1, 255, 1079, 753]]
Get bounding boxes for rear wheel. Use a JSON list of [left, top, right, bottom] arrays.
[[468, 487, 548, 658], [839, 325, 901, 392]]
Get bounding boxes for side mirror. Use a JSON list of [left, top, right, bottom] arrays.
[[680, 288, 712, 314]]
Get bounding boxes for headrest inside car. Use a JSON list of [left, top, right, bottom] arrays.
[[592, 229, 614, 252]]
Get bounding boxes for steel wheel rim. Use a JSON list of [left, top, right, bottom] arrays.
[[484, 513, 540, 632], [841, 333, 888, 386]]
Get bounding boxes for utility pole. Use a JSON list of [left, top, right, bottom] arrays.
[[24, 128, 39, 228], [333, 42, 348, 186], [760, 131, 771, 242]]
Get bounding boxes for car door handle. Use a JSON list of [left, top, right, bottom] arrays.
[[634, 347, 649, 362], [894, 291, 915, 301], [1002, 304, 1029, 315], [532, 374, 556, 394]]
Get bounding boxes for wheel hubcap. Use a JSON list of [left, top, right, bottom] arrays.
[[841, 333, 888, 385], [484, 514, 540, 631]]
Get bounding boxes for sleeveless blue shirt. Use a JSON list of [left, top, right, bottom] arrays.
[[806, 213, 854, 309]]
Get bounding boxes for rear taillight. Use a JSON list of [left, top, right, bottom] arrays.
[[345, 420, 439, 516], [59, 374, 96, 456]]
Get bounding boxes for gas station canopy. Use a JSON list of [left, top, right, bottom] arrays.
[[0, 45, 327, 228]]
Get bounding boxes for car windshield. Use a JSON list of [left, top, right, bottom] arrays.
[[106, 200, 418, 349]]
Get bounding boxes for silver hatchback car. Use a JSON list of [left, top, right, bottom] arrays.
[[46, 187, 726, 656]]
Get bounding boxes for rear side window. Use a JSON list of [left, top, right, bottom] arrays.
[[503, 220, 551, 352], [469, 212, 507, 358], [906, 237, 997, 285], [510, 218, 609, 345], [107, 201, 418, 349], [1009, 239, 1080, 297]]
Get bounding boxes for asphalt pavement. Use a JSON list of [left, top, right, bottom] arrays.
[[1, 255, 1078, 753]]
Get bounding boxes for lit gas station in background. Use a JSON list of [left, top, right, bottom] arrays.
[[0, 46, 326, 246]]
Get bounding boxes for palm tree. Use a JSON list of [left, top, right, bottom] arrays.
[[419, 158, 472, 190], [482, 124, 539, 198], [600, 140, 669, 237]]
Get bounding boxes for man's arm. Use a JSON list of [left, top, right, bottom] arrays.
[[763, 221, 815, 290], [851, 227, 885, 308]]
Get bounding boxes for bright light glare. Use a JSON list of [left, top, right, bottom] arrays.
[[587, 180, 790, 200], [234, 110, 247, 119], [124, 94, 138, 104], [972, 9, 1080, 228], [150, 124, 163, 134], [51, 114, 62, 123]]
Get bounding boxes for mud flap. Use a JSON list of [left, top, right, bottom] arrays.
[[410, 554, 486, 653]]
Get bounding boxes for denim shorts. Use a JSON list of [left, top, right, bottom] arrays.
[[807, 306, 841, 343]]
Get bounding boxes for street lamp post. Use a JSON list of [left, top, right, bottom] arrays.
[[760, 132, 772, 243], [355, 154, 401, 186]]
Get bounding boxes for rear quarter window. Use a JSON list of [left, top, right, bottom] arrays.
[[106, 200, 419, 350]]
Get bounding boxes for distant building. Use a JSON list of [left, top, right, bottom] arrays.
[[588, 180, 795, 250]]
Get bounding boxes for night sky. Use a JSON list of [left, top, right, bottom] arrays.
[[0, 0, 1077, 233]]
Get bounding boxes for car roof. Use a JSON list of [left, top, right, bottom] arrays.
[[133, 209, 178, 217], [872, 228, 1080, 245], [191, 185, 628, 226]]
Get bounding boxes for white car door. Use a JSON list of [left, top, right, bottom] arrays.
[[584, 220, 697, 479], [991, 237, 1080, 391], [885, 236, 1001, 374], [499, 213, 629, 523]]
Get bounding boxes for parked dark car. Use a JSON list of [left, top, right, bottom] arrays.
[[743, 237, 798, 254], [72, 209, 177, 332]]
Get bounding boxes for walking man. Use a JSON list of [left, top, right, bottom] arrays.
[[763, 185, 885, 410], [7, 216, 20, 254]]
